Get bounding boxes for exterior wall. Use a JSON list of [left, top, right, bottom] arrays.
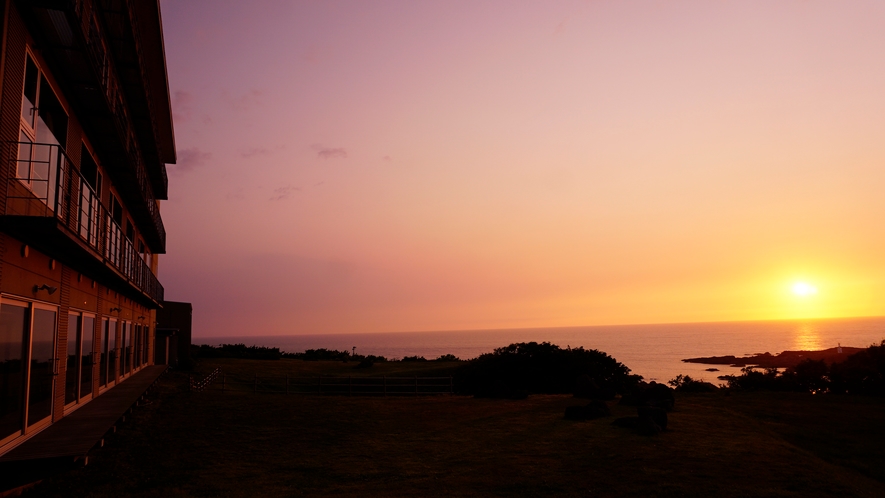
[[156, 301, 193, 367], [0, 233, 154, 422], [0, 1, 170, 454]]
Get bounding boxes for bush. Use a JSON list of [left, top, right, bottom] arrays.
[[401, 356, 428, 362], [285, 348, 352, 361], [435, 354, 461, 362], [829, 340, 885, 395], [454, 342, 640, 398], [192, 344, 282, 360], [780, 359, 829, 392], [668, 374, 718, 392]]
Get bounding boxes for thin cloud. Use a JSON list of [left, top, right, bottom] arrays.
[[173, 147, 211, 174], [270, 185, 300, 201], [223, 88, 264, 111], [382, 155, 392, 161], [554, 19, 568, 35], [225, 188, 245, 201], [313, 144, 347, 159], [241, 147, 269, 158]]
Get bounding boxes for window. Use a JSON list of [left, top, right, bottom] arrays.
[[65, 312, 96, 407], [17, 52, 68, 208], [78, 145, 101, 248]]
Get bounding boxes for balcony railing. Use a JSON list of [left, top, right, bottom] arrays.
[[66, 0, 167, 250], [4, 141, 164, 304]]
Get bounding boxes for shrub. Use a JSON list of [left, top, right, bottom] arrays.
[[435, 354, 461, 362], [401, 356, 428, 362], [454, 342, 640, 398], [285, 348, 352, 361], [192, 344, 282, 360], [668, 374, 718, 392], [829, 340, 885, 395]]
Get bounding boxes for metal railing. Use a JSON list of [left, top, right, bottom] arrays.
[[189, 368, 222, 392], [5, 141, 164, 303], [69, 0, 166, 249]]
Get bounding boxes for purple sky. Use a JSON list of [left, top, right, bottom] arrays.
[[159, 1, 885, 337]]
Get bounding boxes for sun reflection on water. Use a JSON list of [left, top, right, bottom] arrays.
[[793, 323, 822, 351]]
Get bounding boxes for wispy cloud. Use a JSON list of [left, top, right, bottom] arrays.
[[223, 88, 264, 111], [270, 185, 300, 201], [225, 188, 245, 201], [313, 144, 348, 159], [382, 155, 392, 161], [554, 19, 568, 35], [241, 147, 269, 158], [173, 147, 212, 174]]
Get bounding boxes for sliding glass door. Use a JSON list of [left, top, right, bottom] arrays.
[[0, 299, 57, 447], [99, 318, 116, 389]]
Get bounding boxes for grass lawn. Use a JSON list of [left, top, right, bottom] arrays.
[[26, 358, 885, 497]]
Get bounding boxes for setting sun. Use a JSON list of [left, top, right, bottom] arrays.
[[792, 282, 818, 296]]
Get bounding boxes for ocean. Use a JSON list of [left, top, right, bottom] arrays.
[[195, 316, 885, 383]]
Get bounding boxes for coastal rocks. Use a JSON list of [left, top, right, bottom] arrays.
[[564, 400, 611, 421]]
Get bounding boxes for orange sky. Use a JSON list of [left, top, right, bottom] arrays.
[[159, 0, 885, 336]]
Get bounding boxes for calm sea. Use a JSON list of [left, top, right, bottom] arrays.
[[195, 316, 885, 383]]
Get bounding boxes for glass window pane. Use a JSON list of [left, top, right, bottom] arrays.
[[65, 313, 80, 405], [80, 316, 94, 398], [27, 309, 56, 426], [0, 302, 28, 441], [108, 320, 116, 382], [21, 55, 37, 127], [99, 319, 108, 387]]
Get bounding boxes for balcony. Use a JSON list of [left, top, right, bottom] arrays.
[[2, 141, 164, 306], [16, 0, 168, 252]]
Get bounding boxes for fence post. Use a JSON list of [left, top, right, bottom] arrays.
[[286, 374, 289, 395], [383, 376, 387, 396], [348, 376, 352, 396], [449, 376, 453, 394], [415, 376, 418, 395], [317, 376, 321, 394], [188, 375, 192, 391], [222, 372, 225, 393], [254, 374, 257, 393]]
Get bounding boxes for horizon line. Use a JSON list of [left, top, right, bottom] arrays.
[[193, 314, 885, 340]]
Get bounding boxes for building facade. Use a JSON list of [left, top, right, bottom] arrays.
[[0, 0, 174, 455]]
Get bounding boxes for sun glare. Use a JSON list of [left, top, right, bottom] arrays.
[[792, 282, 818, 296]]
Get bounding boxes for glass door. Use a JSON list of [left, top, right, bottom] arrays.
[[108, 319, 116, 385], [99, 318, 116, 389], [0, 301, 28, 446], [121, 322, 131, 378], [80, 316, 95, 400], [0, 298, 58, 447], [64, 313, 81, 406], [133, 324, 141, 371], [27, 306, 56, 429]]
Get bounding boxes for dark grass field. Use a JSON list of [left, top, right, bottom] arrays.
[[24, 358, 885, 497]]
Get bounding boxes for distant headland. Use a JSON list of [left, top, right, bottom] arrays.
[[683, 346, 864, 369]]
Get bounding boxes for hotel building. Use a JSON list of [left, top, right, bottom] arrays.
[[0, 0, 174, 456]]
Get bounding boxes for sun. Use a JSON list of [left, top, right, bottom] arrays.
[[792, 282, 818, 296]]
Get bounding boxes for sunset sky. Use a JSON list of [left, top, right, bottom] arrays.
[[158, 0, 885, 337]]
